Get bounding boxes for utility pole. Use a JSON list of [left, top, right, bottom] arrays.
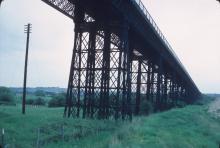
[[0, 0, 3, 7], [22, 23, 32, 114]]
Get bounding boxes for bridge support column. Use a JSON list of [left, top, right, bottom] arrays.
[[169, 76, 175, 107], [146, 61, 152, 101], [135, 59, 142, 115], [131, 58, 149, 115], [151, 65, 156, 105], [156, 58, 163, 111], [162, 74, 168, 110], [64, 6, 132, 120]]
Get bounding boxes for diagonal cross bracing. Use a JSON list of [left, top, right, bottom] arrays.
[[42, 0, 201, 120]]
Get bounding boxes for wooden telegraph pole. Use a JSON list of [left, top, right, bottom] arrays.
[[0, 0, 3, 7], [22, 23, 32, 114]]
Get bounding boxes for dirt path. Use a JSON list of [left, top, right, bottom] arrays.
[[208, 98, 220, 118]]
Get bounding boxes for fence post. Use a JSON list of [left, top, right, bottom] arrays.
[[36, 128, 40, 148], [1, 128, 4, 148], [61, 125, 64, 141]]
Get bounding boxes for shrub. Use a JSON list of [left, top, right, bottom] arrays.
[[35, 90, 46, 97], [176, 100, 186, 108], [26, 99, 35, 105], [194, 94, 214, 105], [48, 93, 66, 107], [26, 97, 46, 106], [0, 87, 15, 103], [34, 97, 46, 106], [139, 99, 154, 115]]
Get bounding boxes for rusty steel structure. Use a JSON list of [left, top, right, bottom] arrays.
[[42, 0, 201, 120]]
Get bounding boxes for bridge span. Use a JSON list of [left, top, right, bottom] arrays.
[[42, 0, 201, 120]]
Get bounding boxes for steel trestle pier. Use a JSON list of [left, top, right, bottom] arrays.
[[42, 0, 201, 120]]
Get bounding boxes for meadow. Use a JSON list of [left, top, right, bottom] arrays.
[[1, 100, 220, 148]]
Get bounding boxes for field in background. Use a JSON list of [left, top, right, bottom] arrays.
[[1, 98, 220, 148]]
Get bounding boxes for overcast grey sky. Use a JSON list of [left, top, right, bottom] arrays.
[[0, 0, 220, 93]]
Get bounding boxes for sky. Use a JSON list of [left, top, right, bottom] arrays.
[[0, 0, 220, 93]]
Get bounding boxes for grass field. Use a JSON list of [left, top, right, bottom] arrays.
[[1, 101, 220, 148]]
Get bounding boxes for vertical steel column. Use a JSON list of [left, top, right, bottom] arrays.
[[120, 21, 132, 120], [156, 59, 162, 111], [65, 4, 84, 117], [135, 59, 142, 115], [115, 43, 123, 120], [99, 30, 111, 119], [65, 29, 82, 117], [146, 61, 151, 101], [163, 75, 168, 110], [104, 30, 111, 119], [170, 75, 176, 106], [180, 86, 185, 101], [169, 79, 173, 102], [173, 76, 178, 106], [76, 31, 83, 117], [176, 84, 180, 104], [150, 65, 155, 103], [83, 27, 96, 118]]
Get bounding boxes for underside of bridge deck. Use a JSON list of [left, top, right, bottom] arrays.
[[42, 0, 201, 120]]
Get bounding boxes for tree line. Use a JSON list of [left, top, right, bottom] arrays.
[[0, 87, 65, 107]]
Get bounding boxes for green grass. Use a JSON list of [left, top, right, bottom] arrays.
[[0, 103, 220, 148]]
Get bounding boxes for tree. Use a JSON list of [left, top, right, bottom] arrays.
[[48, 93, 66, 107], [0, 87, 14, 103], [26, 99, 34, 105], [34, 97, 46, 106], [26, 98, 46, 106], [34, 90, 46, 97]]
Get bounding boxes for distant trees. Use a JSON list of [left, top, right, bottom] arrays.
[[26, 97, 46, 106], [34, 90, 46, 97], [0, 87, 15, 104], [48, 93, 66, 107], [26, 99, 34, 105], [34, 97, 46, 105]]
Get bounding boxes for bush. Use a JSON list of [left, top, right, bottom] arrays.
[[139, 99, 154, 115], [0, 87, 15, 103], [35, 90, 46, 97], [34, 97, 46, 105], [48, 93, 66, 107], [194, 94, 214, 105], [176, 100, 186, 108], [26, 99, 34, 105], [26, 97, 46, 106]]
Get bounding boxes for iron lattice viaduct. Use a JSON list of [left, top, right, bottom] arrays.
[[42, 0, 201, 120]]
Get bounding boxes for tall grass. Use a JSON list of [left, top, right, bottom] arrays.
[[0, 102, 220, 148]]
